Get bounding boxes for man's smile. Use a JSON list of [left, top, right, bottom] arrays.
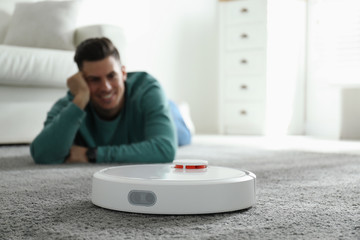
[[98, 92, 117, 104], [101, 93, 114, 99]]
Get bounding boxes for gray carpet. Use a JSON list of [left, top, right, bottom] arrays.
[[0, 143, 359, 240]]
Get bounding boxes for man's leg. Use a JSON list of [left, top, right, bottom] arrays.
[[169, 100, 192, 146]]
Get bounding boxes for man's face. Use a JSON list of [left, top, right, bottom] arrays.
[[82, 56, 127, 120]]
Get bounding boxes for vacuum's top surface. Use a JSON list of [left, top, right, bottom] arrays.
[[94, 160, 253, 184]]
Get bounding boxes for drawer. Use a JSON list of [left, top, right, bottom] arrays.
[[224, 0, 266, 25], [223, 102, 265, 134], [225, 50, 266, 75], [226, 24, 266, 50], [225, 76, 265, 101]]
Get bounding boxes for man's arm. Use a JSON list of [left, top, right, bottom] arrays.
[[30, 72, 90, 164]]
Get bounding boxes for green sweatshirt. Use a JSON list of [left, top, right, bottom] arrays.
[[30, 72, 177, 164]]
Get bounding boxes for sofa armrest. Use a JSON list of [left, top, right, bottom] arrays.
[[74, 24, 127, 63]]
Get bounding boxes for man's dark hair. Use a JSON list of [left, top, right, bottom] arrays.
[[74, 37, 121, 69]]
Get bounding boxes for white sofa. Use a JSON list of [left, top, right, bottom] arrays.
[[0, 0, 126, 144]]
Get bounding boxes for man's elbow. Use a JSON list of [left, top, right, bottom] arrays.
[[162, 149, 176, 163], [156, 138, 177, 163], [30, 143, 64, 164], [30, 143, 42, 164], [30, 146, 49, 164]]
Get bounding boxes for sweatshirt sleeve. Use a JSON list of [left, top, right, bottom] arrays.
[[96, 80, 177, 164], [30, 96, 86, 164]]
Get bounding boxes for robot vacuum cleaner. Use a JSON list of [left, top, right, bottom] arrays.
[[91, 160, 256, 215]]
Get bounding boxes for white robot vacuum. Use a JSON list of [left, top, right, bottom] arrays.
[[91, 160, 256, 215]]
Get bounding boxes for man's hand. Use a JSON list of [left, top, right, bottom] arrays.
[[67, 72, 90, 109], [65, 145, 89, 163]]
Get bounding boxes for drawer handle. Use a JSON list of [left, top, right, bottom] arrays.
[[240, 33, 248, 39], [240, 8, 248, 14], [239, 59, 248, 64], [239, 110, 247, 115], [240, 85, 248, 90]]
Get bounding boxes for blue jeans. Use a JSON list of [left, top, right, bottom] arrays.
[[169, 100, 191, 146]]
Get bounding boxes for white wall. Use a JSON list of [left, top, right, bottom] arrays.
[[306, 0, 360, 139], [266, 0, 307, 136], [78, 0, 219, 133]]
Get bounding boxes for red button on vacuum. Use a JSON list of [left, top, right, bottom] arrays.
[[175, 165, 207, 169]]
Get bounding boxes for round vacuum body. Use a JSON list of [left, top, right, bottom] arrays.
[[91, 160, 256, 215]]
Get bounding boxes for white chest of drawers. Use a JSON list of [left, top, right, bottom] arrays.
[[219, 0, 267, 134]]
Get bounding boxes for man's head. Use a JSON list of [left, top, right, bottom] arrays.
[[74, 37, 121, 69], [74, 38, 127, 120]]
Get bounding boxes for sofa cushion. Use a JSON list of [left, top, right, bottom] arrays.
[[0, 45, 77, 88], [3, 0, 82, 50], [0, 11, 10, 44], [0, 0, 37, 43]]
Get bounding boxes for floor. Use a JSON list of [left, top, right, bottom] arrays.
[[193, 135, 360, 155], [2, 135, 360, 156]]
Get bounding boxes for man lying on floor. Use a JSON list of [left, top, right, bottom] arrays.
[[30, 37, 191, 164]]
